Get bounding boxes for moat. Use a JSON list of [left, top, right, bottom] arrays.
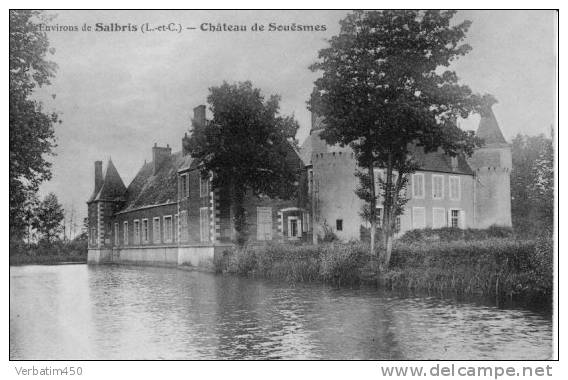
[[10, 264, 552, 360]]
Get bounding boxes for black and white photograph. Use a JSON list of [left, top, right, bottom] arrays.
[[9, 8, 557, 365]]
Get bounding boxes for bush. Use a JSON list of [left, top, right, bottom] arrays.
[[399, 226, 514, 243], [9, 237, 88, 265]]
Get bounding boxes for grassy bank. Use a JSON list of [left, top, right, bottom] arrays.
[[9, 239, 88, 265], [215, 233, 552, 303]]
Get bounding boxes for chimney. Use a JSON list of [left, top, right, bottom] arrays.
[[193, 105, 206, 128], [311, 111, 317, 134], [182, 132, 190, 156], [152, 143, 172, 175], [94, 161, 103, 196]]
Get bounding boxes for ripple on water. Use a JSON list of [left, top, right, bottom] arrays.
[[10, 265, 553, 360]]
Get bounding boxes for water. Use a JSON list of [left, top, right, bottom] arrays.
[[10, 264, 553, 360]]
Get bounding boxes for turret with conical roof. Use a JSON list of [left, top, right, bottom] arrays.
[[477, 95, 507, 146], [87, 159, 126, 252], [468, 96, 512, 228]]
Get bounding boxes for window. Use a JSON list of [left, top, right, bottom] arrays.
[[200, 176, 209, 197], [162, 216, 172, 242], [134, 220, 140, 244], [432, 175, 444, 200], [153, 217, 161, 243], [336, 219, 343, 231], [412, 207, 426, 229], [308, 169, 313, 194], [180, 210, 188, 242], [433, 207, 446, 229], [450, 209, 461, 228], [114, 223, 119, 245], [450, 156, 458, 170], [302, 212, 310, 233], [376, 206, 383, 228], [179, 174, 189, 199], [200, 208, 210, 242], [123, 221, 129, 245], [449, 176, 461, 201], [174, 214, 178, 242], [142, 219, 149, 243], [288, 216, 301, 238], [412, 173, 425, 199], [256, 207, 273, 241], [90, 227, 97, 245]]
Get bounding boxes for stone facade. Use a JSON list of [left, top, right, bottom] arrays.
[[302, 102, 512, 241], [87, 106, 308, 265], [87, 101, 512, 265]]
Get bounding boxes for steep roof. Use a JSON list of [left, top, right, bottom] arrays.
[[299, 130, 473, 175], [120, 152, 192, 212], [88, 159, 127, 202], [477, 97, 507, 145], [411, 146, 473, 175]]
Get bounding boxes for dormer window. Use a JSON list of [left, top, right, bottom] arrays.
[[450, 156, 458, 171]]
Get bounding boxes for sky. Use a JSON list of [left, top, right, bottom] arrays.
[[31, 10, 557, 230]]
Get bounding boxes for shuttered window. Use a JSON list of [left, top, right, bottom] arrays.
[[114, 223, 119, 245], [256, 207, 273, 241], [412, 207, 426, 229], [412, 173, 425, 198], [180, 210, 188, 242], [142, 219, 149, 243], [134, 220, 140, 245], [153, 218, 161, 243], [449, 176, 461, 200], [432, 175, 444, 200], [449, 209, 465, 229], [433, 207, 446, 228], [163, 216, 172, 242], [123, 222, 128, 245], [200, 208, 210, 243]]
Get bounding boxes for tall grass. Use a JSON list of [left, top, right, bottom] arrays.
[[215, 235, 553, 303], [216, 242, 370, 286], [385, 238, 552, 302]]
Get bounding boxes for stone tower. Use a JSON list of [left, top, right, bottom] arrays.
[[87, 159, 126, 256], [468, 97, 512, 228]]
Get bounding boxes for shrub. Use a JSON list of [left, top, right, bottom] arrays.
[[319, 242, 369, 286], [399, 226, 514, 243], [9, 237, 88, 265], [320, 221, 338, 243]]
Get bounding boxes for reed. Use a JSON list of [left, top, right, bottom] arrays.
[[215, 234, 552, 303]]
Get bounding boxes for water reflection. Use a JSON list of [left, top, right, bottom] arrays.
[[10, 265, 552, 360]]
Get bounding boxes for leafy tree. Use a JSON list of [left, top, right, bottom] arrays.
[[10, 10, 59, 240], [511, 133, 554, 234], [186, 81, 300, 245], [310, 10, 484, 267], [32, 192, 64, 243]]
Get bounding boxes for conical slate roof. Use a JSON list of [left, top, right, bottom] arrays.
[[477, 96, 507, 145], [88, 159, 126, 202]]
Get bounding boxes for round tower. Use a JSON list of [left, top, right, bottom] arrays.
[[468, 97, 512, 228]]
